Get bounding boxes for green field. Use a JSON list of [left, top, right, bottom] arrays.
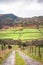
[[0, 28, 43, 40]]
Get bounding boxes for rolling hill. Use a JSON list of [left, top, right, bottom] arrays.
[[0, 14, 43, 29]]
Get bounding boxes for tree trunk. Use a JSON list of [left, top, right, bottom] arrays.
[[38, 46, 41, 58], [35, 46, 36, 55]]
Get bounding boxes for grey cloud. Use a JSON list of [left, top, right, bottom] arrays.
[[0, 0, 33, 3], [38, 0, 43, 3], [24, 0, 33, 2], [0, 0, 17, 2], [24, 0, 34, 4], [0, 10, 3, 12]]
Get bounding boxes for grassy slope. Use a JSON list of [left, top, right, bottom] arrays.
[[0, 28, 43, 40], [16, 52, 26, 65]]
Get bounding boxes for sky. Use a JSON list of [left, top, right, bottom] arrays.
[[0, 0, 43, 18]]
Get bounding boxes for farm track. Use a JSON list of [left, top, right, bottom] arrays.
[[2, 51, 15, 65], [17, 50, 43, 65]]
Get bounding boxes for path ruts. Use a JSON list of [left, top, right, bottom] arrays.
[[2, 51, 15, 65], [17, 51, 43, 65]]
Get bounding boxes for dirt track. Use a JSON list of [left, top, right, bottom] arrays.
[[17, 51, 43, 65], [2, 51, 15, 65]]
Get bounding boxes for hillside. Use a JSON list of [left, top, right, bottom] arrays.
[[0, 14, 43, 29]]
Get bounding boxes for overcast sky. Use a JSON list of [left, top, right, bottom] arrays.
[[0, 0, 43, 18]]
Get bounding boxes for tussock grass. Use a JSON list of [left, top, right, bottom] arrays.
[[0, 49, 12, 65]]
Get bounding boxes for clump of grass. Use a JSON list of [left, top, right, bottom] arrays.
[[0, 49, 12, 65], [16, 52, 26, 65]]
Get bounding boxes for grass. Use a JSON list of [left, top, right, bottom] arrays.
[[12, 45, 19, 50], [0, 45, 1, 50], [0, 27, 43, 65], [0, 28, 43, 40], [0, 49, 12, 65], [16, 52, 26, 65], [21, 46, 43, 63]]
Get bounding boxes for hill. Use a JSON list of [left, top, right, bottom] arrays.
[[0, 14, 43, 29]]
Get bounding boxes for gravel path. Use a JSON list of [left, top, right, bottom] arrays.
[[17, 51, 43, 65], [2, 51, 15, 65]]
